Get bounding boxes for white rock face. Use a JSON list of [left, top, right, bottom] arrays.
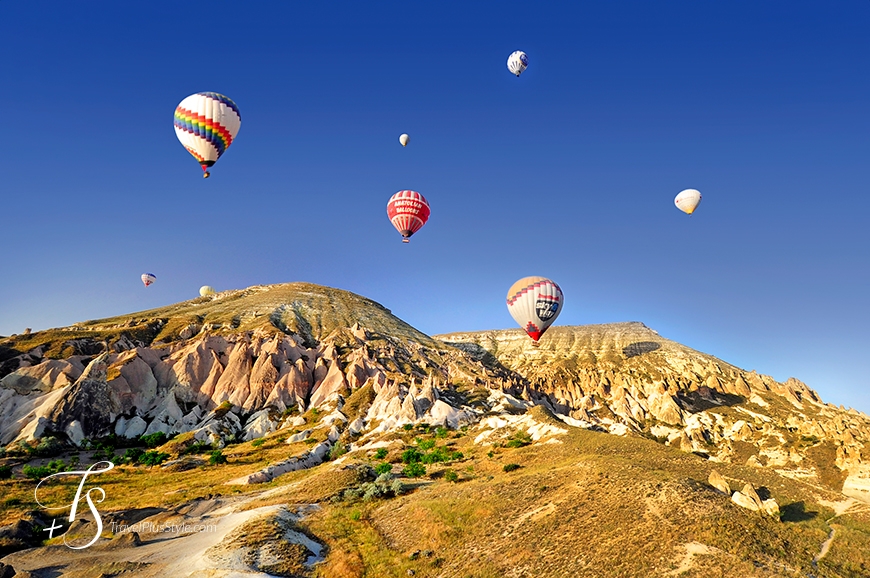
[[287, 430, 313, 444], [64, 420, 85, 446], [226, 441, 332, 485], [731, 491, 761, 511], [843, 466, 870, 503], [708, 470, 731, 495], [762, 499, 780, 518], [243, 409, 279, 441]]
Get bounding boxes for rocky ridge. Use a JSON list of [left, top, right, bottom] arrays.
[[0, 283, 868, 502], [438, 324, 870, 501]]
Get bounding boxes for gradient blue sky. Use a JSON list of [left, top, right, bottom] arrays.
[[1, 2, 868, 412]]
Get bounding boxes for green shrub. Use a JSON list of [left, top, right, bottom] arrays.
[[92, 447, 117, 462], [435, 426, 449, 439], [184, 441, 213, 455], [503, 463, 521, 472], [139, 451, 170, 467], [375, 472, 394, 484], [213, 401, 234, 418], [402, 424, 414, 431], [421, 447, 450, 464], [506, 431, 533, 448], [362, 482, 384, 501], [403, 462, 426, 478], [374, 448, 388, 460], [444, 469, 459, 483], [209, 450, 227, 465], [416, 438, 436, 451], [46, 459, 68, 473], [251, 438, 266, 447], [391, 479, 408, 495], [140, 432, 168, 448], [350, 510, 362, 521], [22, 465, 52, 480], [375, 463, 393, 475], [123, 448, 144, 464], [33, 436, 64, 457], [401, 447, 423, 464], [0, 465, 12, 479], [329, 443, 348, 460]]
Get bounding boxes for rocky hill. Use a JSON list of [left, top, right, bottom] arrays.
[[1, 282, 870, 577], [439, 324, 870, 501]]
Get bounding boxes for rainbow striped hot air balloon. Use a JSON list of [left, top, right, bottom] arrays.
[[387, 190, 430, 243], [174, 92, 241, 178], [506, 276, 563, 341]]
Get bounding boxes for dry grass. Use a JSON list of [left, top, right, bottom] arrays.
[[2, 404, 869, 577]]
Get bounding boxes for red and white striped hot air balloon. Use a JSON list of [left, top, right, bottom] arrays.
[[387, 190, 430, 243], [506, 276, 564, 341]]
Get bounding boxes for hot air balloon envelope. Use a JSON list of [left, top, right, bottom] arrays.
[[674, 189, 702, 215], [387, 190, 430, 243], [399, 134, 410, 147], [174, 92, 241, 178], [507, 51, 528, 77], [506, 276, 563, 341], [141, 273, 157, 287]]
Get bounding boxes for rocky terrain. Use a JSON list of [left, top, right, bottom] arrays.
[[0, 282, 868, 577], [439, 324, 870, 501]]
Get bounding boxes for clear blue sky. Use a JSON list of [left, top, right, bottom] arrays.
[[1, 1, 868, 412]]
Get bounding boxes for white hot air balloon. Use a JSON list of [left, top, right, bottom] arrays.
[[199, 285, 216, 297], [674, 189, 702, 215], [399, 133, 410, 147], [506, 276, 563, 342], [507, 50, 528, 77], [141, 273, 157, 287]]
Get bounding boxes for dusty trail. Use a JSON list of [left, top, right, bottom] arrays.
[[1, 490, 320, 578]]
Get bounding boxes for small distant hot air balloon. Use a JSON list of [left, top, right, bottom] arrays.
[[174, 92, 241, 178], [506, 276, 563, 341], [387, 190, 430, 243], [199, 285, 216, 297], [141, 273, 157, 287], [674, 189, 702, 215], [399, 133, 410, 147], [507, 51, 528, 77]]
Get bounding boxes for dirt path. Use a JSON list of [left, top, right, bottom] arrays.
[[810, 497, 865, 569], [1, 494, 315, 577]]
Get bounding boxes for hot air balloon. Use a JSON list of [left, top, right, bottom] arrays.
[[141, 273, 157, 287], [199, 285, 216, 297], [506, 276, 563, 341], [507, 51, 528, 77], [174, 92, 241, 178], [387, 190, 430, 243], [674, 189, 702, 215], [399, 134, 410, 147]]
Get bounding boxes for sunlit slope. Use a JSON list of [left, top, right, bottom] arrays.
[[0, 282, 442, 361], [438, 322, 742, 383]]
